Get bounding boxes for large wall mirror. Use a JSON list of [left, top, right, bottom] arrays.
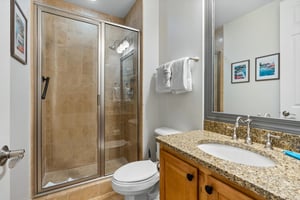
[[204, 0, 300, 134]]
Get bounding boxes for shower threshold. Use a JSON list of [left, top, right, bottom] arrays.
[[42, 157, 128, 188]]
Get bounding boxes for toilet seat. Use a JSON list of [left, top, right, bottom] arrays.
[[112, 160, 159, 195]]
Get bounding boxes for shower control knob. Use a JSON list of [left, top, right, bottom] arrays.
[[186, 173, 194, 181]]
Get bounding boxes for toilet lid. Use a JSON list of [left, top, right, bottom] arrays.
[[113, 160, 158, 182]]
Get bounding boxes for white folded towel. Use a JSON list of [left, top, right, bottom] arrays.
[[170, 57, 192, 94], [155, 61, 173, 93]]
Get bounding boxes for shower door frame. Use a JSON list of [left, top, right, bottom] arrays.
[[34, 3, 141, 196], [35, 5, 102, 194]]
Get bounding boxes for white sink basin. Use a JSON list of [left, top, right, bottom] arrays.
[[197, 143, 275, 167]]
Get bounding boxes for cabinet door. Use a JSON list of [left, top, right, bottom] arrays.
[[205, 176, 254, 200], [160, 150, 198, 200]]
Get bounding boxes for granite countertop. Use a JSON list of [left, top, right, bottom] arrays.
[[156, 130, 300, 200]]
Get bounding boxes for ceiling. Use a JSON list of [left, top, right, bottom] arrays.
[[64, 0, 136, 18], [64, 0, 274, 28], [215, 0, 274, 28]]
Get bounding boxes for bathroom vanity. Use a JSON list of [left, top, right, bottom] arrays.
[[157, 131, 300, 200]]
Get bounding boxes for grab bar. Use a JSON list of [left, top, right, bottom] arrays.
[[41, 76, 50, 100], [0, 145, 25, 166]]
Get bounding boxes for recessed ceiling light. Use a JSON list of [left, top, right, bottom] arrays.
[[90, 0, 96, 2]]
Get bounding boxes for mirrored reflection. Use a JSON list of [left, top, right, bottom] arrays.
[[213, 0, 300, 121]]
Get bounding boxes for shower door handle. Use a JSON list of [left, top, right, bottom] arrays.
[[41, 76, 50, 100]]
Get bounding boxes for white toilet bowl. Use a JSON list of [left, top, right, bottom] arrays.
[[112, 160, 160, 200], [112, 127, 181, 200]]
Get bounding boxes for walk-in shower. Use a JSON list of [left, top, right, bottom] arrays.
[[35, 5, 139, 194]]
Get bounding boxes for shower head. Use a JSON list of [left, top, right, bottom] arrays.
[[109, 44, 116, 50], [109, 36, 132, 54], [109, 40, 120, 51]]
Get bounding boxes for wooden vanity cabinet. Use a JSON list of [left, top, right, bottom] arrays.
[[160, 150, 198, 200], [206, 176, 254, 200], [160, 146, 263, 200]]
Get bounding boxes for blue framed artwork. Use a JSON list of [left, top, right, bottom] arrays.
[[10, 0, 27, 65], [255, 53, 280, 81], [231, 60, 250, 84]]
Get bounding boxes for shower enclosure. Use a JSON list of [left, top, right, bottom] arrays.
[[35, 5, 139, 193]]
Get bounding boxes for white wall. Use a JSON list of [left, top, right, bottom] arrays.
[[158, 0, 203, 131], [142, 0, 160, 159], [0, 0, 12, 199], [223, 1, 280, 117], [0, 0, 31, 199], [10, 0, 31, 198], [142, 0, 204, 159], [142, 0, 204, 160]]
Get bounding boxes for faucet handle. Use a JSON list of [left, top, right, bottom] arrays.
[[227, 126, 237, 141], [264, 133, 280, 150], [235, 116, 242, 124], [246, 115, 252, 123]]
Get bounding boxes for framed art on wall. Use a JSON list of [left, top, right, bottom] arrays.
[[255, 53, 280, 81], [231, 60, 250, 84], [11, 0, 27, 65]]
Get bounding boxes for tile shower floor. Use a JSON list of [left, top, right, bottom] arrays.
[[42, 157, 128, 188]]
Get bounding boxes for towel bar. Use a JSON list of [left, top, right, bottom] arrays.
[[188, 57, 200, 61], [156, 57, 199, 70]]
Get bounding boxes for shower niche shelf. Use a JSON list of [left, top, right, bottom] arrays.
[[105, 140, 128, 149]]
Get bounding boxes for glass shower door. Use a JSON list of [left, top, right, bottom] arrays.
[[39, 10, 99, 190], [104, 24, 139, 175]]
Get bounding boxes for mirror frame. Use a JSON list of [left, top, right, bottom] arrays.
[[204, 0, 300, 134]]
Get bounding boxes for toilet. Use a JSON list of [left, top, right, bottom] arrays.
[[112, 127, 181, 200]]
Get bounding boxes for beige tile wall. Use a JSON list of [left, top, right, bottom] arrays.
[[42, 13, 98, 173], [104, 2, 142, 170], [123, 0, 142, 161], [125, 0, 143, 30], [124, 0, 143, 160], [35, 0, 125, 25], [104, 26, 125, 170]]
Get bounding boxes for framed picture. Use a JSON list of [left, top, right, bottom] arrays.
[[11, 0, 27, 65], [231, 60, 250, 83], [255, 53, 280, 81]]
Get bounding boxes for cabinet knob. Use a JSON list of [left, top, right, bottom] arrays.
[[186, 173, 194, 181], [205, 185, 213, 195]]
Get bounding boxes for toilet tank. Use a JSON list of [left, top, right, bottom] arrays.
[[155, 127, 181, 160]]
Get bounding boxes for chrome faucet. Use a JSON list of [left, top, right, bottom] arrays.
[[243, 115, 253, 145], [264, 133, 280, 150], [232, 116, 242, 140], [233, 115, 252, 144]]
